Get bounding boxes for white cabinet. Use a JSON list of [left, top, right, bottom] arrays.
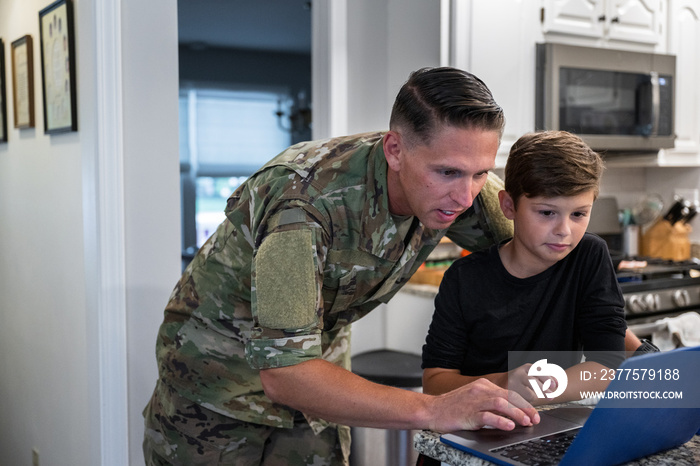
[[664, 0, 700, 158], [542, 0, 665, 48], [607, 0, 665, 44], [445, 0, 698, 167], [542, 0, 606, 38]]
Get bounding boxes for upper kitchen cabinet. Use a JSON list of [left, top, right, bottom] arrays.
[[663, 0, 700, 160], [542, 0, 666, 50]]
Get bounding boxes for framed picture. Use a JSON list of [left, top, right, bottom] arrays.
[[11, 35, 35, 129], [0, 38, 7, 142], [39, 0, 77, 134]]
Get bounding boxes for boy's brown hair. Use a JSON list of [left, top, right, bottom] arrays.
[[504, 131, 604, 208]]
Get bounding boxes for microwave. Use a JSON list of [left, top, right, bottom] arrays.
[[535, 43, 676, 152]]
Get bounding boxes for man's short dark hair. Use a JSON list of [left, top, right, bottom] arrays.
[[389, 67, 505, 147], [505, 130, 604, 208]]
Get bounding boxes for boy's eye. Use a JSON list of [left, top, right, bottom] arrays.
[[573, 211, 589, 218], [539, 210, 554, 217]]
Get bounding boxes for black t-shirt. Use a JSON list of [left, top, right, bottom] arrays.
[[422, 233, 627, 375]]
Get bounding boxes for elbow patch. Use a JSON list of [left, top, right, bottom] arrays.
[[254, 229, 317, 330]]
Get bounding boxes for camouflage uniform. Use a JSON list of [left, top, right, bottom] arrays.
[[143, 132, 509, 465]]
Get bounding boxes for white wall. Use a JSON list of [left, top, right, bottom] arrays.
[[0, 1, 180, 465], [120, 1, 181, 463], [338, 0, 442, 355], [345, 0, 441, 135]]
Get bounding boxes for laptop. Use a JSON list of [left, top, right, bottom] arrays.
[[440, 346, 700, 466]]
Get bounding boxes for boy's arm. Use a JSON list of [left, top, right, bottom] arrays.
[[424, 365, 556, 406], [424, 361, 615, 406], [547, 361, 612, 404], [423, 367, 509, 396]]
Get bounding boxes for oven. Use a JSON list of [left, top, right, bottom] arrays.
[[617, 257, 700, 347]]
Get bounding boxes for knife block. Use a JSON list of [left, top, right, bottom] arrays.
[[640, 219, 691, 261]]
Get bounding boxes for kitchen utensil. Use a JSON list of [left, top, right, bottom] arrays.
[[663, 195, 689, 225], [682, 202, 698, 224], [631, 193, 664, 226]]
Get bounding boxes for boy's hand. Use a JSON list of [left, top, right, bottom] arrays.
[[506, 364, 558, 404]]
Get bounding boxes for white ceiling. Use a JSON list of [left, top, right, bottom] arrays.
[[177, 0, 312, 54]]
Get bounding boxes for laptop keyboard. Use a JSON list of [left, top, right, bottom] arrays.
[[491, 428, 581, 466]]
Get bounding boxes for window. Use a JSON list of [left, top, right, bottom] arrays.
[[180, 87, 292, 264]]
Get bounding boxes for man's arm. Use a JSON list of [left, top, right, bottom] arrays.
[[260, 358, 540, 433]]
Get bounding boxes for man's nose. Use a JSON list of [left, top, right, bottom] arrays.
[[451, 179, 474, 209]]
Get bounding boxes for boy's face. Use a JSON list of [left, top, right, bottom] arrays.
[[499, 189, 595, 273]]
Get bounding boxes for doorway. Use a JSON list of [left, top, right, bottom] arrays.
[[177, 0, 312, 267]]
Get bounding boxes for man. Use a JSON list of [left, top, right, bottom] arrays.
[[143, 67, 539, 466]]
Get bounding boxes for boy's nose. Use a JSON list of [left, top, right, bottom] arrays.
[[555, 219, 572, 236]]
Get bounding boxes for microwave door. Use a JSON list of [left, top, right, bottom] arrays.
[[650, 72, 660, 137], [636, 72, 661, 138]]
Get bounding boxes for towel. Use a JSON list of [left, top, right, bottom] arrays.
[[651, 311, 700, 351]]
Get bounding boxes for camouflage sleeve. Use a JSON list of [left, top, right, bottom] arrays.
[[446, 172, 513, 252], [246, 207, 329, 370]]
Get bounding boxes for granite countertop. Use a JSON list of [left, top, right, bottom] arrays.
[[414, 426, 700, 466], [401, 282, 440, 299]]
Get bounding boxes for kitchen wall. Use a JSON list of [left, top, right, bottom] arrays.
[[603, 166, 700, 237]]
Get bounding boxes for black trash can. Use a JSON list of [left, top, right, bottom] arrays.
[[350, 349, 423, 466]]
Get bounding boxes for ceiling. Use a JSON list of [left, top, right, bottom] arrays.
[[177, 0, 312, 54]]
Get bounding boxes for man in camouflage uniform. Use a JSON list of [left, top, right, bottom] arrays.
[[143, 67, 540, 466]]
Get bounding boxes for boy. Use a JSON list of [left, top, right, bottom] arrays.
[[421, 130, 627, 403]]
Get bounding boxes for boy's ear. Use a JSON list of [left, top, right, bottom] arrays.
[[498, 190, 516, 220]]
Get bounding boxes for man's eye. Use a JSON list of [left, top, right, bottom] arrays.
[[441, 169, 457, 177]]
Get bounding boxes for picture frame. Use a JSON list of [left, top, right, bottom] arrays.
[[0, 38, 7, 142], [11, 35, 35, 129], [39, 0, 77, 134]]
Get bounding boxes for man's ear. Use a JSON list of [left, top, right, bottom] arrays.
[[383, 131, 402, 171], [498, 190, 516, 220]]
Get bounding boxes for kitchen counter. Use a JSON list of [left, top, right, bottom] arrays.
[[414, 412, 700, 466], [401, 282, 441, 299]]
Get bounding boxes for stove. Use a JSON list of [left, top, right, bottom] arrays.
[[616, 257, 700, 325]]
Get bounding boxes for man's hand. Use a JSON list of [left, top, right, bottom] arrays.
[[426, 378, 540, 432]]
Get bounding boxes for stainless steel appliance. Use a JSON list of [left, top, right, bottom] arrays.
[[617, 257, 700, 336], [536, 43, 676, 152]]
